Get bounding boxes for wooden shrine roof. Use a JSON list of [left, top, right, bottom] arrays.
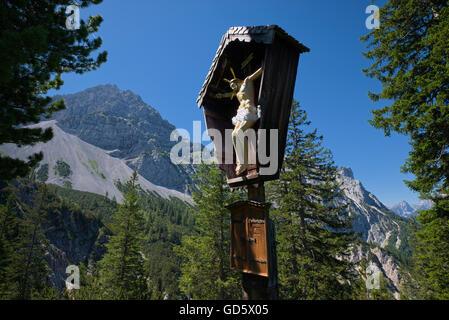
[[197, 25, 310, 108]]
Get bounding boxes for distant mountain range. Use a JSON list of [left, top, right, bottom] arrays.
[[388, 200, 433, 218]]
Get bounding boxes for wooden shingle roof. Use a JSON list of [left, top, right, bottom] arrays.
[[196, 25, 310, 107]]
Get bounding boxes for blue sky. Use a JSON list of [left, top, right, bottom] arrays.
[[53, 0, 419, 206]]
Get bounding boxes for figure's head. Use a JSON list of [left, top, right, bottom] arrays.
[[229, 78, 242, 91], [225, 67, 242, 91]]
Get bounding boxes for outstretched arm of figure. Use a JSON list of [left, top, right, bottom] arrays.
[[215, 92, 235, 99], [247, 67, 263, 81]]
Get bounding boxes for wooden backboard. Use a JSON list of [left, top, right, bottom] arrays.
[[197, 25, 309, 188]]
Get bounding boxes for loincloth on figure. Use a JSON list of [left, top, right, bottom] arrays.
[[232, 105, 262, 126]]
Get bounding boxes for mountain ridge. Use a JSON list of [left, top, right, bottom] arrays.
[[51, 84, 195, 193], [388, 199, 433, 218], [0, 120, 190, 203], [337, 166, 412, 298], [338, 166, 408, 248]]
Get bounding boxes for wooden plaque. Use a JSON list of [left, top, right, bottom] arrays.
[[227, 201, 271, 277]]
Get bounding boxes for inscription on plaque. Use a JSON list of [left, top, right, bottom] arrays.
[[228, 201, 269, 277]]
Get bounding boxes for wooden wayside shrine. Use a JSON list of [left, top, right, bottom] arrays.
[[197, 25, 309, 187], [197, 25, 308, 300]]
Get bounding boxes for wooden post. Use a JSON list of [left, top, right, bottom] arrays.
[[242, 183, 278, 300]]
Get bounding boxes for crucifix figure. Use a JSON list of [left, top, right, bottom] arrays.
[[216, 67, 263, 175]]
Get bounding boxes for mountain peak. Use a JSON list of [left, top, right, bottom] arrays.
[[52, 83, 164, 123], [49, 85, 192, 192], [389, 199, 433, 218], [88, 83, 119, 90], [65, 83, 121, 96], [339, 166, 354, 179], [395, 200, 414, 210], [389, 200, 416, 218]]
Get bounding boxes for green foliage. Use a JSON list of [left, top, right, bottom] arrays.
[[36, 164, 49, 183], [0, 179, 107, 299], [88, 158, 106, 180], [362, 1, 448, 197], [47, 183, 117, 223], [0, 194, 19, 298], [68, 263, 104, 300], [11, 188, 52, 299], [62, 180, 72, 189], [379, 209, 414, 266], [0, 0, 107, 180], [267, 100, 358, 300], [401, 205, 449, 299], [370, 274, 397, 300], [175, 164, 244, 299], [88, 159, 99, 171], [145, 241, 183, 299], [362, 0, 449, 299], [97, 171, 150, 299], [352, 257, 396, 300], [116, 182, 194, 299], [50, 180, 194, 299], [0, 170, 221, 299], [54, 159, 72, 178]]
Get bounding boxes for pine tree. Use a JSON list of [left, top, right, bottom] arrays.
[[361, 0, 448, 198], [0, 0, 107, 180], [98, 171, 149, 299], [267, 100, 357, 300], [13, 187, 51, 300], [362, 0, 449, 299], [175, 164, 243, 299], [0, 193, 19, 298], [409, 200, 449, 299], [68, 263, 103, 300], [400, 207, 449, 299]]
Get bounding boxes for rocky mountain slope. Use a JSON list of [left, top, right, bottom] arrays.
[[338, 167, 413, 298], [0, 120, 190, 203], [338, 167, 410, 251], [50, 84, 195, 193], [350, 245, 402, 299]]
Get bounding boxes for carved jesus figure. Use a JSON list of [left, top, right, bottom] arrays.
[[216, 67, 263, 175]]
